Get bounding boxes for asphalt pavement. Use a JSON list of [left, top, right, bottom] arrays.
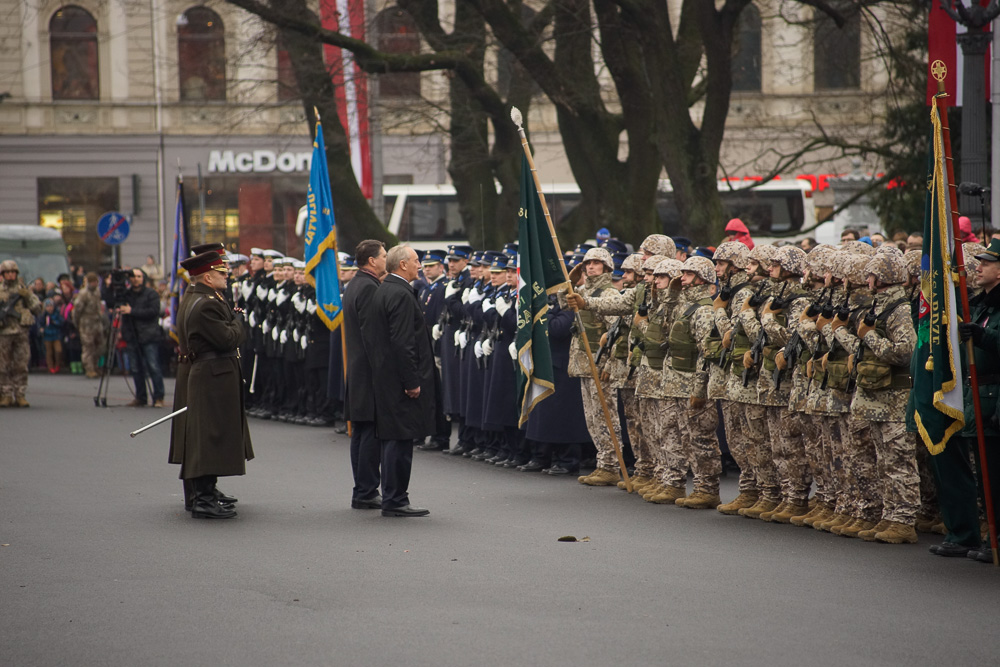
[[2, 372, 999, 667]]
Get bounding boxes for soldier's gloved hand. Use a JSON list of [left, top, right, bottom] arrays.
[[959, 322, 985, 345], [599, 332, 608, 349], [432, 324, 442, 340], [300, 336, 308, 350], [816, 314, 833, 331], [496, 298, 511, 317], [280, 330, 288, 345], [459, 331, 468, 348], [820, 352, 830, 372], [233, 309, 246, 326], [775, 349, 788, 370], [271, 326, 279, 341], [689, 396, 707, 410], [249, 312, 257, 327], [482, 298, 494, 313], [565, 292, 586, 311], [762, 300, 782, 316], [461, 289, 470, 304], [742, 350, 755, 369], [600, 369, 610, 383], [241, 283, 253, 300], [307, 301, 317, 315], [830, 313, 850, 332], [846, 354, 856, 374], [483, 338, 493, 356], [276, 291, 289, 306], [856, 319, 875, 340], [668, 277, 682, 292], [509, 342, 517, 360], [713, 294, 730, 310], [722, 330, 733, 349], [632, 312, 647, 327], [267, 288, 277, 302], [468, 290, 485, 304], [740, 298, 757, 313], [454, 331, 462, 347], [292, 330, 300, 342], [806, 358, 815, 379], [256, 285, 267, 300], [262, 319, 271, 334], [445, 281, 460, 299], [474, 341, 483, 358], [568, 263, 585, 286], [800, 308, 818, 324]]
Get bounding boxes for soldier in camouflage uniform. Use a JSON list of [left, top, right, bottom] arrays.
[[845, 253, 919, 543], [710, 241, 760, 514], [71, 272, 107, 378], [563, 246, 622, 485], [660, 256, 723, 508], [754, 245, 813, 522], [0, 260, 43, 407]]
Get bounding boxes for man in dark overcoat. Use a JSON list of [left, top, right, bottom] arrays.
[[342, 240, 386, 509], [366, 245, 438, 517], [168, 251, 253, 519]]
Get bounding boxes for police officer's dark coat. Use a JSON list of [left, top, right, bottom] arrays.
[[440, 269, 472, 415], [421, 274, 447, 356], [461, 281, 490, 427], [526, 300, 591, 443], [365, 274, 438, 441], [342, 269, 380, 422], [483, 285, 518, 429], [168, 282, 254, 478]]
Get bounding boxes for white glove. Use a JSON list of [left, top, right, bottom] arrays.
[[255, 284, 267, 300], [262, 319, 271, 334], [432, 324, 442, 340], [509, 342, 517, 360], [249, 311, 258, 327], [267, 288, 277, 302], [276, 290, 289, 306], [483, 338, 494, 356], [292, 293, 306, 312], [306, 300, 317, 315], [271, 326, 279, 341], [482, 298, 494, 313], [241, 282, 253, 300], [293, 329, 300, 342], [280, 330, 288, 344], [496, 297, 511, 316], [459, 331, 468, 348], [444, 281, 458, 298], [461, 289, 470, 304], [454, 331, 461, 347], [468, 290, 485, 304], [474, 341, 483, 358], [300, 335, 308, 350]]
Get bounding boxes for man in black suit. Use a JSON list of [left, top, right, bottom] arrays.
[[367, 245, 438, 517], [342, 239, 386, 510]]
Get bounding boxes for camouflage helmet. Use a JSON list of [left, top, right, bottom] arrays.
[[842, 240, 876, 256], [0, 259, 18, 273], [903, 249, 921, 278], [844, 254, 873, 286], [653, 257, 684, 278], [713, 241, 750, 270], [582, 246, 614, 271], [772, 245, 807, 276], [875, 244, 903, 258], [681, 256, 717, 283], [621, 253, 645, 273], [806, 245, 836, 276], [865, 253, 907, 286], [640, 234, 675, 258], [964, 242, 987, 261], [643, 254, 668, 272], [747, 243, 777, 267]]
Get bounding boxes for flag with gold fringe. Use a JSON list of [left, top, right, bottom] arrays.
[[304, 118, 343, 331]]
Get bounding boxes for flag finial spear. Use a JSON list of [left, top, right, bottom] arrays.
[[510, 106, 523, 129]]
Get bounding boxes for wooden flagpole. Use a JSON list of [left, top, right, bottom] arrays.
[[510, 107, 631, 492]]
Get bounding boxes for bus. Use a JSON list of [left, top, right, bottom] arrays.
[[381, 178, 816, 249]]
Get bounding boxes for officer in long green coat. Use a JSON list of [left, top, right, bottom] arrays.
[[168, 251, 254, 519]]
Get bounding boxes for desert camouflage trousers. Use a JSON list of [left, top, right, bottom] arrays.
[[819, 415, 851, 514], [766, 407, 813, 504], [580, 377, 621, 472], [745, 403, 780, 502], [720, 401, 758, 494], [845, 416, 883, 522], [870, 420, 920, 525], [0, 332, 31, 399], [638, 397, 668, 482], [660, 397, 722, 494], [80, 327, 104, 375], [799, 412, 828, 505], [620, 388, 654, 479]]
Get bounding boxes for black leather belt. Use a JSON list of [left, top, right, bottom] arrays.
[[179, 350, 238, 364]]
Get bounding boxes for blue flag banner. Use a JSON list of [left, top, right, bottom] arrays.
[[304, 119, 343, 331]]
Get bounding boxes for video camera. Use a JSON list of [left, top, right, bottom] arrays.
[[106, 269, 132, 308]]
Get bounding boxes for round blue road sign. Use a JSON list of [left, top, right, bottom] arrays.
[[96, 211, 130, 245]]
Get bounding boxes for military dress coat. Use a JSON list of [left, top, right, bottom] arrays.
[[365, 274, 439, 441], [440, 269, 472, 415], [168, 283, 253, 479]]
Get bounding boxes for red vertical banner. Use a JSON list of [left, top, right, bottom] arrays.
[[927, 3, 957, 105], [319, 0, 373, 199]]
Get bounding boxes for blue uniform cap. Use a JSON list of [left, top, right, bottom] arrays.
[[490, 254, 509, 271], [507, 255, 519, 270], [596, 227, 611, 242], [602, 238, 628, 254], [674, 237, 692, 252], [502, 242, 519, 257], [422, 249, 447, 265], [447, 244, 474, 260]]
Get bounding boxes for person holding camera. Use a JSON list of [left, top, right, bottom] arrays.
[[0, 259, 43, 407], [119, 268, 165, 407]]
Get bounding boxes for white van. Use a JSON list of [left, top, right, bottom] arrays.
[[0, 225, 72, 283]]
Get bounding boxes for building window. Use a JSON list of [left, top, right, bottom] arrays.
[[38, 177, 118, 271], [814, 4, 860, 90], [50, 6, 99, 100], [731, 4, 762, 92], [375, 9, 420, 98], [178, 7, 226, 101], [276, 38, 298, 102]]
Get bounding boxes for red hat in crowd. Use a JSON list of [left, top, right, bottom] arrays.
[[724, 218, 754, 250]]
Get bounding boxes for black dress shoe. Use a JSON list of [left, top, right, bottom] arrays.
[[485, 454, 504, 464], [517, 460, 546, 472], [417, 441, 446, 452], [334, 424, 347, 434], [463, 448, 482, 459], [214, 488, 238, 505], [352, 495, 383, 510], [967, 544, 995, 563], [442, 446, 466, 456], [929, 541, 973, 557], [381, 504, 430, 517], [545, 465, 570, 476], [502, 459, 521, 469]]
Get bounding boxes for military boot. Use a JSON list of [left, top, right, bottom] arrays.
[[930, 521, 947, 535], [190, 477, 237, 519], [769, 501, 809, 524], [791, 502, 827, 527], [620, 476, 652, 492], [858, 519, 891, 542], [577, 471, 596, 484], [14, 395, 29, 408], [581, 468, 619, 486], [874, 521, 918, 544], [717, 491, 759, 515], [914, 514, 940, 533], [651, 486, 686, 504], [759, 500, 789, 522], [840, 518, 877, 538], [678, 491, 721, 509], [741, 498, 779, 519], [830, 517, 858, 536], [0, 395, 12, 408], [642, 484, 666, 501], [802, 505, 834, 527], [816, 513, 851, 533]]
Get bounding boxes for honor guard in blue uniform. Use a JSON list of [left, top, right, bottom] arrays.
[[463, 251, 504, 461], [416, 248, 452, 451], [438, 244, 475, 455]]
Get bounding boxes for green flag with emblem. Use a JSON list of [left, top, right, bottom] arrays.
[[515, 154, 569, 426], [912, 102, 965, 455]]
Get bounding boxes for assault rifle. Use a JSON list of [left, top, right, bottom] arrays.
[[743, 328, 767, 388], [625, 340, 646, 381], [596, 315, 625, 366], [847, 300, 878, 392], [0, 292, 23, 325], [775, 330, 802, 391], [805, 286, 831, 319]]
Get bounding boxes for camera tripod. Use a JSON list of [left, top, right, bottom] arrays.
[[93, 311, 151, 407]]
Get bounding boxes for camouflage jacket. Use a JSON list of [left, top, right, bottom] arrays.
[[798, 285, 834, 415], [724, 278, 775, 404], [0, 278, 42, 335], [634, 289, 671, 399], [757, 281, 810, 407], [71, 285, 106, 333], [661, 283, 715, 400], [567, 273, 616, 378], [821, 287, 873, 414], [849, 284, 915, 422], [602, 282, 640, 389], [584, 283, 641, 317], [708, 271, 751, 399]]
